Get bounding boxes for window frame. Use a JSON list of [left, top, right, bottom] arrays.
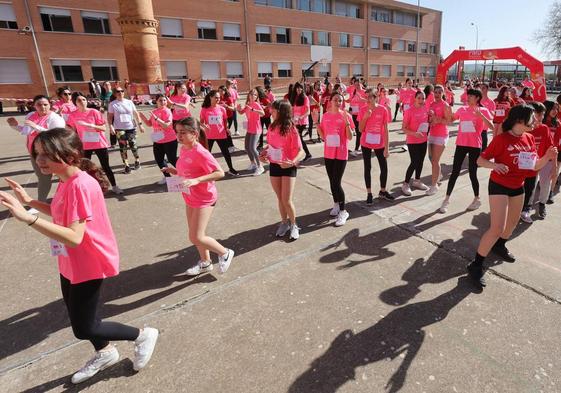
[[197, 21, 217, 40]]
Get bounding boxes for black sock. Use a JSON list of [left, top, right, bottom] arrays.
[[367, 192, 373, 197], [494, 237, 507, 248], [339, 202, 345, 211], [474, 253, 485, 266]]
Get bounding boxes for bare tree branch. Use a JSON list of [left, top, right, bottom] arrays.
[[534, 1, 561, 57]]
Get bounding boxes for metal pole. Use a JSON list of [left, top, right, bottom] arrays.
[[415, 0, 420, 82], [23, 0, 49, 96], [243, 0, 252, 89]]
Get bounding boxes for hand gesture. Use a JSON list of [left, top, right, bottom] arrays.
[[493, 163, 509, 175], [4, 178, 33, 205], [76, 120, 92, 128], [24, 119, 40, 130], [138, 124, 145, 133], [384, 148, 389, 158], [161, 166, 178, 175], [0, 190, 33, 223], [183, 178, 200, 188], [546, 146, 558, 160], [6, 117, 18, 127], [279, 159, 294, 169], [259, 147, 269, 163]]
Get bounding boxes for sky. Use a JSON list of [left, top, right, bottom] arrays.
[[400, 0, 556, 60]]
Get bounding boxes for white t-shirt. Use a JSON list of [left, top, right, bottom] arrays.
[[108, 99, 137, 130], [20, 111, 65, 134]]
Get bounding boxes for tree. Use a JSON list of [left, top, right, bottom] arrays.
[[534, 1, 561, 57]]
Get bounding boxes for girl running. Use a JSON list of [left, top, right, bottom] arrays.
[[439, 89, 494, 213], [0, 128, 158, 383], [218, 85, 237, 153], [358, 89, 393, 204], [168, 82, 195, 126], [163, 117, 235, 276], [259, 100, 305, 240], [348, 79, 367, 157], [467, 105, 558, 287], [493, 86, 512, 137], [427, 85, 452, 195], [544, 100, 561, 204], [399, 78, 416, 115], [290, 82, 312, 161], [316, 92, 354, 226], [52, 87, 77, 121], [256, 86, 272, 151], [237, 88, 265, 175], [66, 92, 123, 194], [393, 82, 403, 122], [444, 81, 455, 106], [307, 82, 321, 143], [139, 94, 178, 185], [478, 83, 496, 151]]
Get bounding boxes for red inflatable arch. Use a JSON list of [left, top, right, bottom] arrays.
[[436, 46, 547, 102]]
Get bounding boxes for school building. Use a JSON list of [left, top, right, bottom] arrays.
[[0, 0, 442, 98]]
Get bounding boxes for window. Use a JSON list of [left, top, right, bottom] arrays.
[[394, 11, 418, 27], [334, 1, 360, 18], [0, 59, 31, 83], [0, 4, 18, 29], [369, 64, 379, 77], [407, 41, 416, 52], [223, 23, 241, 41], [81, 11, 110, 34], [226, 62, 243, 78], [420, 43, 428, 54], [165, 61, 187, 80], [256, 25, 271, 43], [197, 21, 217, 40], [429, 44, 437, 54], [160, 18, 182, 38], [352, 64, 363, 77], [91, 60, 119, 80], [254, 0, 291, 8], [40, 7, 73, 32], [201, 61, 220, 79], [276, 27, 290, 43], [395, 40, 405, 51], [301, 30, 312, 45], [371, 7, 391, 23], [381, 65, 391, 77], [317, 31, 329, 46], [339, 33, 349, 48], [407, 66, 415, 77], [257, 62, 273, 78], [318, 63, 330, 78], [298, 0, 331, 13], [339, 63, 350, 77], [370, 36, 379, 49], [52, 60, 83, 82], [382, 38, 391, 50], [352, 35, 363, 48], [302, 63, 314, 77], [397, 65, 405, 77], [277, 62, 292, 78]]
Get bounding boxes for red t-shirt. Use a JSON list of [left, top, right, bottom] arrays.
[[493, 100, 512, 124], [220, 97, 235, 119]]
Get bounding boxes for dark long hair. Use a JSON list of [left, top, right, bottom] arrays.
[[56, 86, 70, 99], [466, 88, 483, 106], [31, 128, 109, 192], [423, 84, 434, 98], [520, 87, 532, 100], [202, 90, 219, 108], [544, 100, 559, 128], [172, 82, 186, 97], [255, 86, 267, 101], [71, 91, 87, 106], [502, 104, 535, 133], [175, 117, 208, 149], [270, 100, 293, 136], [496, 86, 509, 102], [290, 82, 305, 107]]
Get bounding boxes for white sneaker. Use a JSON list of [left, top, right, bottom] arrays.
[[157, 177, 167, 185], [350, 150, 358, 157], [27, 208, 39, 215], [439, 199, 450, 214], [354, 149, 362, 155], [275, 221, 290, 237], [133, 327, 159, 371], [437, 173, 443, 185], [466, 198, 481, 211], [246, 162, 257, 171], [426, 185, 438, 196], [111, 185, 124, 194], [412, 179, 429, 191], [253, 166, 265, 176], [228, 146, 237, 153], [289, 224, 300, 240], [233, 131, 240, 136], [520, 211, 533, 223], [218, 249, 235, 274], [71, 346, 119, 384], [329, 203, 340, 217], [335, 210, 349, 226], [185, 261, 213, 276], [401, 182, 412, 196]]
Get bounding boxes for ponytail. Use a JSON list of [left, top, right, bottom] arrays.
[[174, 116, 208, 150]]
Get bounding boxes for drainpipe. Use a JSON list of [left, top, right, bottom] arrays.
[[23, 0, 50, 96]]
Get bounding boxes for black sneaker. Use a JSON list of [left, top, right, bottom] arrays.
[[537, 203, 547, 219], [366, 194, 373, 205], [491, 243, 516, 263], [228, 169, 240, 177], [302, 155, 312, 163], [378, 191, 395, 201], [124, 165, 131, 174], [467, 262, 486, 288], [546, 192, 554, 204], [134, 161, 141, 170]]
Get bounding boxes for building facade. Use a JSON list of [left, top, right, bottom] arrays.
[[0, 0, 442, 98]]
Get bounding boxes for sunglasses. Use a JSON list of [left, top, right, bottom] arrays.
[[63, 92, 71, 96]]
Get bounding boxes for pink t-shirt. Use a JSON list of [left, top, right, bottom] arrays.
[[358, 105, 389, 150], [453, 106, 493, 148], [53, 100, 77, 121], [51, 170, 119, 284], [266, 125, 303, 164], [480, 98, 496, 128], [425, 93, 435, 109], [169, 93, 192, 121], [200, 106, 228, 140], [25, 112, 49, 153], [399, 89, 416, 112], [150, 107, 176, 144], [403, 105, 429, 144], [320, 111, 354, 160], [67, 108, 108, 150], [349, 89, 367, 115], [175, 143, 221, 208], [293, 95, 310, 126], [229, 87, 239, 102], [429, 100, 450, 138], [242, 101, 264, 134]]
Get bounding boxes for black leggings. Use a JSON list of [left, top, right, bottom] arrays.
[[405, 142, 427, 183], [208, 138, 235, 171], [61, 275, 139, 351], [446, 145, 481, 197], [325, 158, 347, 210], [393, 102, 400, 120], [84, 148, 116, 186], [296, 125, 311, 157], [307, 113, 319, 139], [352, 115, 361, 151], [153, 140, 178, 177], [523, 176, 537, 210], [362, 147, 388, 189], [481, 130, 488, 151], [259, 117, 271, 148]]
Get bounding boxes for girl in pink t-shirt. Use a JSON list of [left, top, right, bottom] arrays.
[[439, 88, 494, 214], [67, 92, 122, 194], [316, 92, 354, 227], [259, 100, 305, 240], [139, 94, 178, 185], [348, 80, 367, 156], [399, 78, 416, 115], [164, 117, 235, 277], [0, 128, 158, 383], [236, 88, 265, 175], [168, 82, 195, 123], [52, 87, 77, 121], [402, 91, 430, 195], [289, 82, 312, 161], [427, 85, 453, 195]]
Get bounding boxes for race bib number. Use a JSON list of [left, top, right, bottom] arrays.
[[119, 114, 132, 123], [518, 151, 537, 170], [326, 134, 341, 148], [151, 131, 164, 142], [50, 239, 68, 257], [83, 131, 100, 143], [418, 122, 429, 133], [351, 105, 359, 114], [495, 109, 505, 117], [208, 115, 222, 125], [460, 121, 476, 133], [268, 147, 283, 162], [166, 177, 190, 194], [365, 132, 381, 145]]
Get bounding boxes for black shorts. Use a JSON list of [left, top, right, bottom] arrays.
[[488, 179, 524, 197], [269, 163, 297, 178]]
